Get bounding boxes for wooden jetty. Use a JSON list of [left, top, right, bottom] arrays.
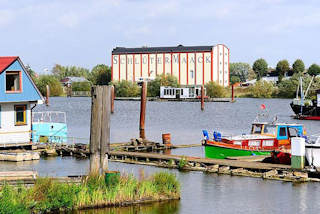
[[0, 171, 82, 186], [108, 151, 320, 182], [0, 152, 40, 162]]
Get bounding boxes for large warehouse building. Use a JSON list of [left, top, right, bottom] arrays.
[[111, 44, 230, 86]]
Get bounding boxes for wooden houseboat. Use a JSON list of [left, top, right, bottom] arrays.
[[0, 56, 44, 147]]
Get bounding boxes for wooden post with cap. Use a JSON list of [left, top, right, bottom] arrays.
[[139, 82, 147, 139]]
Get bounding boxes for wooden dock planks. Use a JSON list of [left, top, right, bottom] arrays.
[[109, 151, 290, 171]]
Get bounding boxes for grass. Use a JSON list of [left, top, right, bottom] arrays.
[[0, 171, 180, 213]]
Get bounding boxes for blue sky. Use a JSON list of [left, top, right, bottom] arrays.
[[0, 0, 319, 73]]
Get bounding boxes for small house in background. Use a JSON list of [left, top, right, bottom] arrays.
[[160, 86, 206, 99], [60, 76, 89, 87], [0, 56, 44, 147]]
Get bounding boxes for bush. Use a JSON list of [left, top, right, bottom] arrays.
[[249, 80, 275, 98], [205, 81, 227, 98], [72, 81, 91, 91], [35, 75, 63, 96], [152, 172, 180, 196], [112, 80, 140, 97], [148, 74, 179, 97]]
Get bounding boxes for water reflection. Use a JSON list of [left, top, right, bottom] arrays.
[[72, 201, 180, 214]]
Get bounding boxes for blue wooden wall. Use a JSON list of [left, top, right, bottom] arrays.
[[0, 60, 42, 102]]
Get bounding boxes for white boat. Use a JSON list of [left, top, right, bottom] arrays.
[[306, 135, 320, 170]]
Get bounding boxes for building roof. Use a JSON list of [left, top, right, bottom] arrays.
[[0, 56, 18, 74], [112, 45, 216, 54]]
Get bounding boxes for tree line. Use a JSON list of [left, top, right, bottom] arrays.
[[27, 64, 112, 96], [230, 59, 320, 84]]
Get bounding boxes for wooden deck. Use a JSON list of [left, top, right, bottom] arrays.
[[109, 151, 290, 171]]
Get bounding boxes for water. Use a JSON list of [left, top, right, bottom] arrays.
[[2, 98, 320, 213]]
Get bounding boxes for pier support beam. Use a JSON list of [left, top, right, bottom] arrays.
[[89, 86, 111, 175], [139, 82, 147, 139]]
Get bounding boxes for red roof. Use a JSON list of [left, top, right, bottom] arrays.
[[0, 56, 18, 73]]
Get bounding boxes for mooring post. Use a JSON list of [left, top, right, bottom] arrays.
[[201, 85, 205, 111], [231, 84, 234, 102], [89, 86, 103, 174], [45, 85, 50, 106], [111, 85, 115, 114], [100, 86, 111, 173], [139, 81, 147, 139]]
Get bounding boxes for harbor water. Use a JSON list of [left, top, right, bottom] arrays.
[[1, 97, 320, 213]]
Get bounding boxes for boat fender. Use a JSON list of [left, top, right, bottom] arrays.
[[202, 130, 209, 140]]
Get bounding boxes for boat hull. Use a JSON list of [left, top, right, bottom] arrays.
[[306, 145, 320, 168], [290, 103, 320, 117], [204, 144, 270, 159]]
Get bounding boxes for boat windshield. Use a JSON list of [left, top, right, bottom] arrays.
[[263, 125, 277, 135], [252, 124, 263, 134]]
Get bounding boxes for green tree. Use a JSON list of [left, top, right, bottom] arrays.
[[249, 80, 274, 98], [277, 74, 316, 98], [52, 64, 90, 80], [35, 75, 63, 96], [253, 58, 268, 80], [276, 60, 290, 83], [230, 76, 240, 85], [292, 59, 305, 74], [112, 80, 140, 97], [148, 74, 179, 97], [308, 64, 320, 76], [205, 81, 227, 98], [88, 64, 111, 85], [25, 65, 37, 81], [229, 62, 251, 82], [72, 82, 92, 91]]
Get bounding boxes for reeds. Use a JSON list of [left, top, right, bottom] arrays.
[[0, 171, 180, 213]]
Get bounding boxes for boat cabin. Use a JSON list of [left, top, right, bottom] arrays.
[[160, 86, 206, 99], [0, 57, 44, 147], [204, 122, 306, 152]]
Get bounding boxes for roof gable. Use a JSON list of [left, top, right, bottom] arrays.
[[0, 57, 44, 103], [0, 57, 18, 74]]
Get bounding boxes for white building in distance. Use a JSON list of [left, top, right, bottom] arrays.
[[111, 44, 230, 86]]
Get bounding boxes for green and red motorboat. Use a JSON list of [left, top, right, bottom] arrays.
[[202, 122, 306, 161]]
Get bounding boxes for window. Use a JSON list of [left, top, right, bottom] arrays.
[[263, 125, 277, 135], [6, 71, 21, 92], [181, 89, 183, 95], [15, 105, 27, 125], [288, 128, 298, 137], [279, 127, 287, 137]]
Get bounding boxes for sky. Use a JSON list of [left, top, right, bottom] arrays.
[[0, 0, 319, 73]]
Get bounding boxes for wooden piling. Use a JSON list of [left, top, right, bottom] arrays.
[[100, 86, 111, 173], [140, 82, 147, 139], [90, 86, 103, 174], [89, 86, 111, 174], [111, 85, 115, 114], [201, 85, 204, 111], [45, 85, 50, 106]]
